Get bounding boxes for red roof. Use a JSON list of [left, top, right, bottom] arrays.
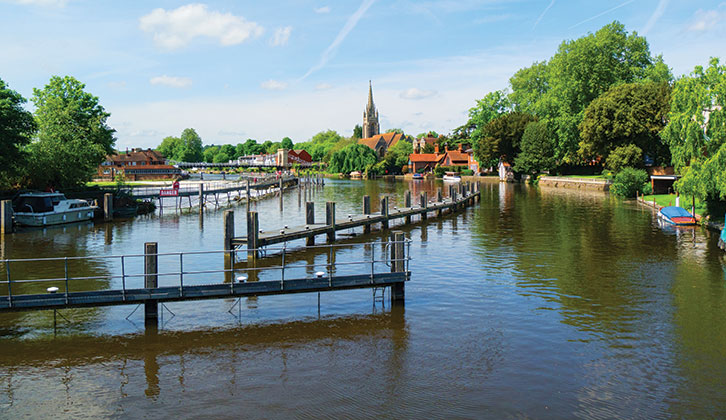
[[409, 153, 443, 163], [358, 132, 404, 151]]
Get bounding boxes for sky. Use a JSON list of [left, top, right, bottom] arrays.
[[1, 0, 725, 150]]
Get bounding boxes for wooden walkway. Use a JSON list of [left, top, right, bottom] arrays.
[[230, 181, 481, 252]]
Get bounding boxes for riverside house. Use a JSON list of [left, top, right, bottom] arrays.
[[98, 148, 181, 181]]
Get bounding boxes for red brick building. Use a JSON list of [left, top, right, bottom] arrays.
[[98, 148, 181, 180]]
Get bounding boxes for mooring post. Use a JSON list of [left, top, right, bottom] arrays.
[[279, 178, 284, 210], [104, 193, 113, 222], [437, 189, 443, 217], [420, 192, 428, 221], [390, 231, 405, 302], [223, 210, 235, 283], [247, 211, 259, 260], [144, 242, 159, 327], [297, 178, 301, 206], [363, 195, 371, 234], [198, 184, 204, 212], [246, 179, 251, 213], [380, 196, 389, 229], [452, 189, 458, 211], [1, 200, 12, 234], [306, 202, 315, 246], [326, 201, 336, 242], [405, 191, 412, 224]]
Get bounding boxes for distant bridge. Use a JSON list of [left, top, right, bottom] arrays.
[[174, 160, 316, 169]]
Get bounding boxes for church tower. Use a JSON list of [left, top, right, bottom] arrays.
[[363, 81, 380, 139]]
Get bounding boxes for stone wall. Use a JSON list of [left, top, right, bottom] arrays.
[[538, 176, 612, 192]]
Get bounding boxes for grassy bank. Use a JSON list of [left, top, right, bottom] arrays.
[[86, 181, 161, 187], [642, 194, 705, 216]]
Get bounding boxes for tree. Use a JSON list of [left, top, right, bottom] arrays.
[[203, 146, 219, 163], [352, 124, 362, 139], [605, 144, 643, 173], [296, 130, 343, 161], [467, 90, 511, 148], [475, 112, 537, 166], [176, 128, 203, 162], [514, 121, 557, 176], [265, 141, 281, 154], [28, 75, 115, 189], [386, 128, 404, 134], [579, 82, 671, 164], [0, 78, 36, 188], [661, 58, 726, 204], [220, 144, 236, 159], [509, 21, 672, 163], [381, 139, 413, 174], [157, 136, 181, 160], [213, 150, 231, 163], [281, 137, 294, 150], [422, 143, 436, 154], [328, 144, 378, 174]]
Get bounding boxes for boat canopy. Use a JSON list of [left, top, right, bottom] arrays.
[[660, 206, 693, 218]]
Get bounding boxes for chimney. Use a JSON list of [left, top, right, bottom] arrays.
[[435, 144, 439, 154], [458, 143, 463, 152]]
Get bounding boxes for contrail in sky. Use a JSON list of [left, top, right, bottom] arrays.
[[569, 0, 636, 29], [300, 0, 376, 81], [533, 0, 555, 30], [642, 0, 668, 35]]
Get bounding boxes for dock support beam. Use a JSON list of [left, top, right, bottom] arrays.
[[362, 195, 371, 234], [326, 202, 336, 242], [144, 242, 159, 328], [405, 191, 412, 224], [104, 193, 113, 222], [247, 211, 259, 260], [420, 192, 428, 221], [380, 197, 389, 229], [306, 202, 315, 246], [1, 200, 12, 234], [390, 231, 405, 303]]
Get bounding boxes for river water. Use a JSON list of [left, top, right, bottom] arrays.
[[1, 179, 725, 419]]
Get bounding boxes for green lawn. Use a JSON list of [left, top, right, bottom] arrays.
[[86, 181, 156, 187], [642, 194, 705, 217]]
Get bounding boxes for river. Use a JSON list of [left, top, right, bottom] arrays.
[[1, 178, 725, 419]]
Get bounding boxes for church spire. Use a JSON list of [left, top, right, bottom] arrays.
[[367, 80, 374, 111], [362, 80, 380, 139]]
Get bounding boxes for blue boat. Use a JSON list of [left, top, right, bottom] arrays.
[[657, 206, 697, 226]]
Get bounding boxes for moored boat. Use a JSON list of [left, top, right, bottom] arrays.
[[442, 171, 461, 182], [13, 192, 98, 227], [412, 173, 424, 180], [657, 206, 697, 226]]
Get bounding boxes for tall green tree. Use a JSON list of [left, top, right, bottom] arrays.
[[157, 136, 181, 159], [28, 75, 115, 189], [352, 124, 362, 139], [296, 130, 342, 161], [328, 144, 378, 174], [203, 145, 219, 163], [281, 137, 294, 150], [380, 139, 413, 174], [514, 121, 557, 176], [176, 128, 203, 162], [0, 78, 36, 188], [661, 58, 726, 203], [508, 21, 672, 163], [579, 81, 671, 164], [475, 112, 537, 166], [467, 90, 511, 148]]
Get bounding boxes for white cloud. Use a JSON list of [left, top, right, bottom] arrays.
[[399, 88, 436, 100], [139, 4, 264, 50], [261, 79, 288, 90], [315, 6, 331, 13], [270, 26, 292, 46], [315, 83, 333, 90], [150, 75, 192, 88], [687, 4, 726, 32]]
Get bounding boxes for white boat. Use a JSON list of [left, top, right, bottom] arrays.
[[13, 192, 98, 227], [442, 171, 461, 182]]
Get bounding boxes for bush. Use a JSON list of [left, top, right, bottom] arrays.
[[461, 169, 474, 176], [610, 167, 649, 197], [606, 144, 642, 173]]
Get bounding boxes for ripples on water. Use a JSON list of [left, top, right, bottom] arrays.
[[1, 179, 726, 418]]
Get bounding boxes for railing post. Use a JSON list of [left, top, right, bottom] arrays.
[[306, 202, 315, 246], [405, 191, 412, 224], [326, 202, 336, 242], [1, 200, 13, 234], [390, 231, 405, 303], [247, 211, 259, 260], [64, 257, 69, 304], [380, 196, 389, 229], [420, 192, 428, 221], [144, 242, 159, 328], [104, 193, 113, 222], [363, 195, 371, 234]]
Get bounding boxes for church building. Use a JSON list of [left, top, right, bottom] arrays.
[[362, 80, 380, 139]]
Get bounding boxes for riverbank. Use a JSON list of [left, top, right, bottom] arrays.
[[538, 175, 612, 191], [637, 194, 724, 233]]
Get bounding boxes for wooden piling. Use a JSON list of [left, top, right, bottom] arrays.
[[326, 202, 336, 242], [1, 200, 12, 234], [247, 211, 259, 260], [144, 242, 159, 327], [246, 179, 251, 214], [437, 189, 443, 217], [103, 193, 113, 222], [224, 210, 234, 253], [306, 202, 315, 246], [198, 184, 204, 212], [420, 192, 428, 221], [405, 191, 412, 224], [390, 231, 405, 303], [380, 197, 389, 229], [279, 178, 283, 210], [363, 195, 371, 234]]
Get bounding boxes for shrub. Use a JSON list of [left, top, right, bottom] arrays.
[[461, 169, 474, 176], [606, 144, 643, 173], [610, 167, 649, 197]]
